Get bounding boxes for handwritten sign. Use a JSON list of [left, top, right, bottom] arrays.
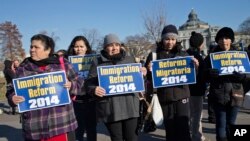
[[13, 71, 71, 113], [97, 63, 145, 95], [152, 56, 196, 88], [210, 51, 250, 75]]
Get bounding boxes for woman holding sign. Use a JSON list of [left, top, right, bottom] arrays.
[[9, 34, 79, 141], [204, 27, 250, 141], [86, 33, 146, 141], [67, 35, 97, 141], [145, 24, 199, 141]]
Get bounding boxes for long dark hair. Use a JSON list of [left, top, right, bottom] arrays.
[[67, 36, 92, 56]]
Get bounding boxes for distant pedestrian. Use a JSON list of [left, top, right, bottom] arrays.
[[3, 60, 17, 115], [56, 49, 68, 58], [187, 31, 206, 141]]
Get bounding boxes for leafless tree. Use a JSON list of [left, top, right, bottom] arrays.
[[124, 34, 154, 60], [142, 1, 167, 43], [0, 21, 25, 63], [82, 28, 103, 53], [238, 17, 250, 35], [39, 30, 60, 49]]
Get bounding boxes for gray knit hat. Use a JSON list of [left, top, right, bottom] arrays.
[[103, 33, 121, 47]]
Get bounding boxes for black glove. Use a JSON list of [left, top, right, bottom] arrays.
[[209, 69, 219, 78], [232, 71, 246, 81]]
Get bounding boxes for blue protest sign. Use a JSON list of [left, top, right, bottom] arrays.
[[68, 54, 99, 79], [210, 51, 250, 75], [152, 56, 196, 88], [97, 63, 145, 95], [13, 71, 71, 113]]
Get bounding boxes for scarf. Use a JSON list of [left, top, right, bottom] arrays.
[[101, 49, 125, 65], [28, 56, 60, 66]]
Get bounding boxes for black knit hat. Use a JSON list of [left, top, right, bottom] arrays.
[[215, 27, 234, 43], [189, 31, 204, 48], [161, 24, 178, 39]]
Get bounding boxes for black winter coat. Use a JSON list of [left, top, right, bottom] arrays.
[[187, 49, 206, 96], [145, 44, 190, 104], [204, 45, 249, 106]]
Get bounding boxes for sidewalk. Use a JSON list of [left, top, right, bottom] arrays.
[[1, 100, 250, 141]]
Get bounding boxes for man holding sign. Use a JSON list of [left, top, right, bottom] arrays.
[[85, 34, 146, 141], [204, 27, 250, 141], [8, 34, 80, 141], [145, 24, 199, 141]]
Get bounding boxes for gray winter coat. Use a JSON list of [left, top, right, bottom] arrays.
[[85, 51, 140, 123]]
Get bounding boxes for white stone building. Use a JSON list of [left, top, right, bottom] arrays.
[[178, 9, 250, 54]]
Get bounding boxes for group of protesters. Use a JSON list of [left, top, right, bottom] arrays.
[[4, 23, 250, 141]]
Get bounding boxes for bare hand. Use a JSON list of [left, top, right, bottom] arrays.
[[140, 67, 147, 76], [63, 81, 72, 89], [95, 86, 106, 97], [147, 62, 152, 72], [12, 95, 25, 105], [192, 57, 199, 69]]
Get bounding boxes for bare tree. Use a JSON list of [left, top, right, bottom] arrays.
[[238, 17, 250, 35], [142, 1, 167, 43], [82, 28, 103, 53], [0, 21, 25, 62], [39, 30, 60, 49], [124, 34, 154, 60]]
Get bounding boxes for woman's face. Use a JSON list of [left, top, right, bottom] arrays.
[[105, 43, 121, 56], [162, 37, 177, 51], [218, 37, 231, 51], [73, 40, 87, 55], [30, 40, 51, 61], [13, 60, 19, 68]]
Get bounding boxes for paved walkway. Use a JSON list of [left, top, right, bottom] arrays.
[[1, 100, 250, 141]]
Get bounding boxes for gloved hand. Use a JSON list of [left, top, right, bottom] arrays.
[[209, 68, 219, 78], [232, 71, 246, 81]]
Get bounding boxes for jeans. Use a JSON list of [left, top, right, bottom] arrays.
[[213, 102, 239, 141]]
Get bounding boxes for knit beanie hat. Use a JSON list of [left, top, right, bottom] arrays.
[[189, 31, 204, 48], [103, 33, 121, 48], [215, 27, 235, 43], [161, 24, 178, 40]]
